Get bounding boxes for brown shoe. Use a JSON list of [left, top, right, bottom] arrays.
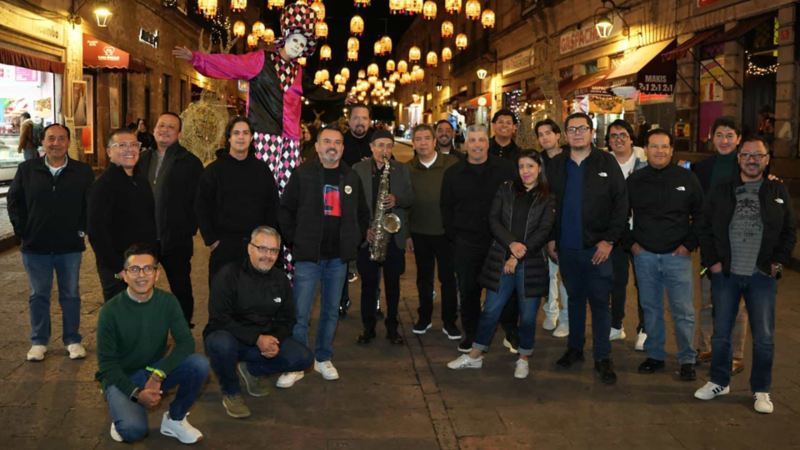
[[697, 351, 712, 364], [732, 358, 745, 375]]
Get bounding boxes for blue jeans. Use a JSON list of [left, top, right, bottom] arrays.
[[21, 251, 82, 345], [710, 272, 776, 392], [292, 259, 347, 362], [558, 247, 612, 360], [204, 330, 313, 395], [633, 250, 696, 364], [473, 264, 541, 356], [103, 354, 209, 442]]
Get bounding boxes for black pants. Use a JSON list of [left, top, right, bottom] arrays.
[[208, 235, 249, 286], [97, 264, 126, 302], [610, 246, 645, 331], [160, 240, 195, 324], [411, 233, 458, 326], [454, 242, 489, 342], [357, 241, 405, 334]]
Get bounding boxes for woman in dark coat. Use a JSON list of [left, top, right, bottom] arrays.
[[447, 150, 555, 379]]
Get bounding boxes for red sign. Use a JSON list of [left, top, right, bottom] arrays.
[[697, 0, 722, 8], [83, 35, 129, 69]]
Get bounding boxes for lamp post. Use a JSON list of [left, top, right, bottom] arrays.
[[94, 0, 112, 27]]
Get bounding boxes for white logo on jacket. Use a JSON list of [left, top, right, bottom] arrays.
[[775, 198, 785, 204], [273, 297, 282, 304], [598, 172, 608, 177], [675, 186, 686, 191]]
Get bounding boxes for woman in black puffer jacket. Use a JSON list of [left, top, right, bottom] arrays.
[[447, 150, 555, 379]]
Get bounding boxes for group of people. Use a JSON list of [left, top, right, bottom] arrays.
[[6, 102, 795, 444]]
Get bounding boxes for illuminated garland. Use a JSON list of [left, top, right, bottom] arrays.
[[746, 52, 778, 77]]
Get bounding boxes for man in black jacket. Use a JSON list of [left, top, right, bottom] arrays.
[[694, 136, 796, 414], [628, 129, 703, 382], [546, 112, 627, 384], [8, 123, 94, 362], [441, 124, 516, 352], [488, 109, 521, 160], [195, 117, 280, 285], [279, 126, 369, 382], [88, 129, 157, 302], [136, 112, 203, 326], [204, 226, 313, 419]]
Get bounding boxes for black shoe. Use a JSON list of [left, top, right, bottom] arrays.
[[457, 338, 472, 353], [387, 331, 404, 345], [594, 359, 617, 385], [638, 358, 666, 374], [442, 322, 462, 340], [339, 297, 351, 318], [412, 320, 432, 335], [556, 348, 584, 368], [376, 309, 385, 320], [679, 363, 697, 381], [357, 329, 376, 344]]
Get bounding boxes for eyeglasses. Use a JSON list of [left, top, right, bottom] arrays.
[[566, 126, 591, 135], [110, 142, 142, 150], [249, 243, 280, 255], [608, 133, 629, 140], [125, 265, 158, 275], [739, 152, 768, 161]]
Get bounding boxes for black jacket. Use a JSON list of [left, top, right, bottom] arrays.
[[195, 150, 280, 246], [88, 164, 157, 273], [692, 152, 739, 194], [547, 147, 628, 249], [441, 155, 516, 248], [699, 177, 796, 275], [136, 143, 203, 254], [342, 130, 373, 167], [278, 159, 369, 262], [352, 158, 414, 248], [479, 182, 556, 298], [8, 157, 94, 254], [488, 137, 521, 160], [203, 259, 295, 345], [626, 164, 704, 253]]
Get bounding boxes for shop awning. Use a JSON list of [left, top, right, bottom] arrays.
[[605, 40, 674, 87], [703, 14, 773, 46], [661, 30, 717, 61], [83, 35, 130, 69], [0, 46, 64, 74], [559, 70, 610, 98], [445, 91, 467, 104]]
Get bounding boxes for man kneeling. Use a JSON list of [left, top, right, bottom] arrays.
[[204, 226, 313, 418], [96, 243, 209, 444]]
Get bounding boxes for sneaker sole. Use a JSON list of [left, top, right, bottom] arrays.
[[412, 324, 432, 335], [160, 428, 203, 444], [442, 329, 462, 340]]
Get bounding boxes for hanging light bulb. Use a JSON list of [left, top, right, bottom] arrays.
[[320, 44, 332, 61], [380, 36, 393, 54], [315, 21, 328, 39], [445, 0, 462, 14], [397, 60, 408, 73], [465, 0, 480, 20], [310, 0, 326, 21], [455, 33, 468, 50], [247, 33, 258, 48], [262, 28, 275, 44], [267, 0, 285, 9], [422, 1, 437, 20], [233, 20, 246, 38], [230, 0, 247, 12], [481, 9, 495, 28], [347, 37, 360, 52], [198, 0, 218, 17], [426, 51, 438, 67], [441, 46, 452, 62], [350, 15, 364, 36], [409, 46, 421, 62], [252, 21, 266, 37], [441, 21, 454, 38]]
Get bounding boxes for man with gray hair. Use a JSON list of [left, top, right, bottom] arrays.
[[204, 226, 313, 419], [441, 124, 516, 352]]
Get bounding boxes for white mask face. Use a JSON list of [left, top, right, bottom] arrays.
[[284, 33, 308, 59]]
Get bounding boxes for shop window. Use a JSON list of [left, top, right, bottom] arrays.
[[162, 74, 171, 113]]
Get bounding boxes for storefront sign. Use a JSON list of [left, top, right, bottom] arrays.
[[588, 95, 624, 114], [501, 49, 533, 76], [15, 67, 39, 82], [139, 28, 160, 49], [637, 74, 674, 95], [83, 35, 130, 69], [559, 17, 622, 55], [0, 2, 65, 47]]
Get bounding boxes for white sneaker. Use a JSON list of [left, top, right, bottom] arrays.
[[553, 322, 569, 338], [67, 343, 87, 360], [694, 381, 730, 400], [542, 316, 558, 331], [635, 331, 647, 351], [276, 371, 305, 388], [754, 392, 774, 414], [502, 338, 519, 355], [446, 354, 483, 370], [314, 360, 340, 380], [609, 327, 626, 341], [160, 411, 203, 444], [26, 345, 47, 361], [514, 359, 530, 379], [109, 423, 123, 442]]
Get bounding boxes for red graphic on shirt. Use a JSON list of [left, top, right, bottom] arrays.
[[323, 184, 341, 217]]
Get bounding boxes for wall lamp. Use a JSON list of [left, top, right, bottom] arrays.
[[476, 68, 488, 80], [594, 0, 629, 38], [69, 0, 113, 28]]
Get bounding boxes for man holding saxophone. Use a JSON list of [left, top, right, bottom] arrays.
[[352, 130, 414, 345]]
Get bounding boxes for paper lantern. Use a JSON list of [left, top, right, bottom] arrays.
[[426, 51, 438, 67], [380, 36, 393, 54], [320, 44, 332, 61], [455, 33, 468, 50], [441, 21, 454, 38], [350, 15, 364, 36], [442, 47, 452, 62], [465, 0, 480, 20], [409, 46, 421, 62], [297, 57, 307, 66], [367, 63, 379, 77], [389, 0, 404, 14], [445, 0, 461, 14], [406, 0, 423, 14], [252, 21, 265, 37], [261, 28, 275, 44], [397, 60, 408, 73], [246, 33, 258, 48], [354, 0, 371, 6], [386, 59, 396, 72], [423, 1, 437, 20], [358, 69, 366, 79], [347, 37, 360, 52], [315, 21, 328, 39], [374, 41, 383, 56], [198, 0, 218, 17], [310, 0, 326, 21], [233, 20, 246, 38], [230, 0, 246, 13], [267, 0, 285, 9], [481, 9, 495, 28], [347, 49, 359, 61], [340, 67, 351, 79]]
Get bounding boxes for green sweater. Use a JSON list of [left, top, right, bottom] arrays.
[[95, 288, 195, 397], [408, 153, 459, 235]]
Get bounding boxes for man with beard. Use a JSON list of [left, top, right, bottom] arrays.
[[136, 112, 203, 327], [694, 136, 795, 414], [279, 126, 369, 383], [489, 109, 521, 161], [434, 120, 464, 160], [343, 104, 373, 167]]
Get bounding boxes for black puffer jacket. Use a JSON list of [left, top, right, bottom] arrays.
[[479, 181, 556, 298]]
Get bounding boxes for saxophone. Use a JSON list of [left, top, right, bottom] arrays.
[[369, 151, 401, 262]]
